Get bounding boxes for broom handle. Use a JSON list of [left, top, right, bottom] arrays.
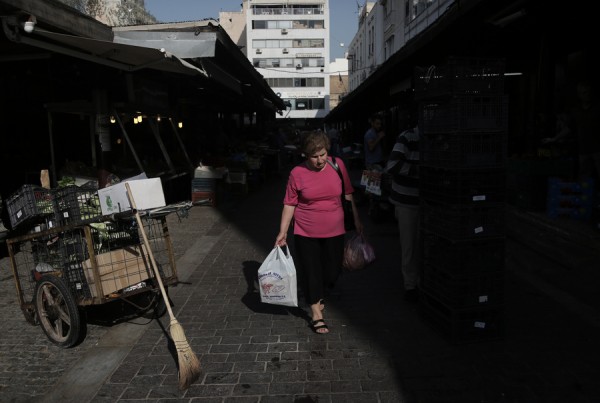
[[125, 183, 176, 321]]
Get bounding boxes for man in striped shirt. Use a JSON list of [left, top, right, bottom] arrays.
[[384, 124, 420, 302]]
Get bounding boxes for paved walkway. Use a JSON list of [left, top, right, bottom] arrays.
[[1, 172, 600, 402]]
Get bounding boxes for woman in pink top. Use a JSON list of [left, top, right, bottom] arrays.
[[275, 131, 363, 334]]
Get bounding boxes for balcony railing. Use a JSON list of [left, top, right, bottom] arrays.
[[252, 7, 324, 16]]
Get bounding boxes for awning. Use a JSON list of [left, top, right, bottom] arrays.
[[9, 27, 208, 77], [112, 28, 218, 59]]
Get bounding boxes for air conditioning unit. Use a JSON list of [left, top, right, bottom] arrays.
[[296, 64, 302, 70], [281, 28, 288, 34], [283, 48, 289, 54], [256, 48, 262, 54]]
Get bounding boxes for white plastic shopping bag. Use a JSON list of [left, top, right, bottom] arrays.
[[258, 246, 298, 307]]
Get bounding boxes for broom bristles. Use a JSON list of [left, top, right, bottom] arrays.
[[170, 318, 202, 390]]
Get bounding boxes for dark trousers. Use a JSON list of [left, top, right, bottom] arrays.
[[293, 234, 344, 306]]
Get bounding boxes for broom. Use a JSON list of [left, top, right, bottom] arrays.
[[125, 183, 201, 390]]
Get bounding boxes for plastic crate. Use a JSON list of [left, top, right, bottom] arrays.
[[423, 233, 505, 274], [226, 171, 247, 184], [94, 220, 140, 254], [546, 177, 594, 220], [420, 95, 508, 134], [64, 261, 93, 299], [6, 185, 55, 229], [414, 57, 505, 100], [191, 178, 217, 192], [547, 177, 594, 196], [421, 201, 505, 240], [192, 191, 217, 206], [418, 288, 504, 344], [421, 264, 504, 308], [420, 167, 506, 205], [54, 185, 102, 226], [420, 131, 507, 169]]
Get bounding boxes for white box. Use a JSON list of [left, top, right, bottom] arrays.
[[194, 165, 227, 179], [97, 178, 165, 215]]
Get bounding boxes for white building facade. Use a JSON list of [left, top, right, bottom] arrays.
[[347, 0, 453, 92], [244, 0, 331, 122]]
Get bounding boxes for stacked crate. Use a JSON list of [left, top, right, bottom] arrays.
[[546, 177, 594, 221], [6, 184, 103, 232], [415, 57, 508, 343], [191, 168, 219, 207]]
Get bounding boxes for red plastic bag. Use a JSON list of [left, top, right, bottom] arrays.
[[342, 233, 376, 271]]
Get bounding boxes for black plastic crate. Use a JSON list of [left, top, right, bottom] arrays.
[[64, 261, 92, 300], [423, 233, 505, 274], [31, 236, 65, 271], [420, 131, 507, 169], [6, 185, 55, 229], [420, 167, 506, 205], [421, 264, 504, 308], [420, 95, 508, 134], [61, 228, 91, 261], [418, 288, 504, 344], [54, 185, 102, 226], [89, 219, 140, 255], [414, 57, 505, 100], [421, 201, 505, 240]]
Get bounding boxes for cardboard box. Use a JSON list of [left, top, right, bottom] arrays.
[[97, 177, 165, 215], [83, 244, 154, 297]]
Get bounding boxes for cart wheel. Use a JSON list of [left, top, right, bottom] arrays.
[[34, 275, 81, 348]]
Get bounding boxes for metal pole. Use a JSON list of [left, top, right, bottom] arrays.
[[148, 119, 175, 174], [168, 118, 194, 172], [112, 110, 145, 173], [46, 111, 57, 187]]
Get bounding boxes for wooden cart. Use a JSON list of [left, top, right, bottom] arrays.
[[6, 212, 179, 348]]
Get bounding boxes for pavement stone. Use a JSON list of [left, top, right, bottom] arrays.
[[0, 170, 599, 402]]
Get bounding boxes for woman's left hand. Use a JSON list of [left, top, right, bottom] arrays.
[[354, 218, 364, 235]]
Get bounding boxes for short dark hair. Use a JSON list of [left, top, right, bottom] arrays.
[[302, 130, 330, 156], [370, 113, 382, 123]]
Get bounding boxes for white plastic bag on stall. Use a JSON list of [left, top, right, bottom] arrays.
[[258, 246, 298, 307]]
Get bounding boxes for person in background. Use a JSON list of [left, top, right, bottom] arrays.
[[570, 80, 600, 228], [384, 117, 420, 302], [571, 81, 600, 182], [275, 131, 362, 334], [363, 114, 385, 169], [325, 125, 342, 158]]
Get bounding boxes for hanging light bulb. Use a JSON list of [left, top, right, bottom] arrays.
[[133, 116, 139, 124], [110, 116, 116, 124], [137, 114, 143, 123], [157, 115, 161, 122], [178, 121, 183, 129]]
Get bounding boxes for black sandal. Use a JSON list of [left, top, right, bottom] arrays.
[[311, 319, 329, 334]]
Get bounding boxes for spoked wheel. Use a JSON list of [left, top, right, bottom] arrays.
[[34, 275, 81, 348]]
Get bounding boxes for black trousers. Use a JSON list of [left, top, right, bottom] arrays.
[[293, 234, 344, 306]]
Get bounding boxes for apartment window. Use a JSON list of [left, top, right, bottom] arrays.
[[284, 98, 326, 110], [253, 39, 294, 48], [293, 39, 324, 48], [254, 20, 319, 29], [254, 57, 324, 69], [266, 77, 294, 87], [265, 77, 324, 88], [295, 58, 325, 67], [291, 20, 325, 29]]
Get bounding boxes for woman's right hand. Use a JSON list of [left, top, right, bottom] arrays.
[[275, 232, 287, 247]]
